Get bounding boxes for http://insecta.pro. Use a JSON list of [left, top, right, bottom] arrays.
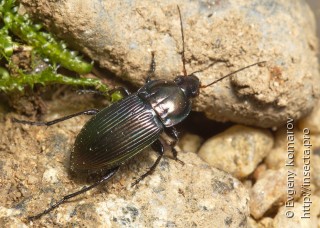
[[13, 6, 265, 220]]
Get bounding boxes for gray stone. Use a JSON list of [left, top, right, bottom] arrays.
[[21, 0, 320, 128], [198, 125, 274, 179]]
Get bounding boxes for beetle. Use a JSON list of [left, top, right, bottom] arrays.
[[13, 6, 265, 220]]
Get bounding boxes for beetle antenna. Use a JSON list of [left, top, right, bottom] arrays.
[[200, 61, 266, 88], [177, 5, 187, 76]]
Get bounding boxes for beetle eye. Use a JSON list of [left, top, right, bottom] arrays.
[[174, 76, 183, 84], [192, 89, 199, 96]]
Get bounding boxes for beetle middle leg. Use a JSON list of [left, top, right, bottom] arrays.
[[12, 109, 100, 126], [27, 167, 119, 221], [131, 139, 164, 187], [164, 127, 184, 165]]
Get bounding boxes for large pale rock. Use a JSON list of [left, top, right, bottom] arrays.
[[21, 0, 320, 128]]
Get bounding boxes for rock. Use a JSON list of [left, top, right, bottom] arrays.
[[273, 195, 320, 228], [20, 0, 320, 128], [265, 124, 309, 170], [298, 99, 320, 134], [313, 146, 320, 188], [265, 127, 293, 170], [252, 164, 267, 181], [0, 113, 249, 227], [178, 132, 204, 153], [266, 122, 320, 191], [248, 216, 273, 228], [0, 207, 28, 228], [198, 125, 274, 179], [250, 168, 303, 219], [301, 133, 320, 188]]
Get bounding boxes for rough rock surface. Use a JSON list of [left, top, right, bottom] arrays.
[[20, 0, 320, 128], [198, 125, 274, 179], [0, 112, 249, 227]]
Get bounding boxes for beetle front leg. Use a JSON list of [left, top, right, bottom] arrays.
[[108, 87, 131, 97], [77, 87, 130, 101], [165, 127, 184, 165], [145, 51, 156, 83], [27, 167, 119, 221], [12, 109, 100, 126], [131, 139, 164, 187]]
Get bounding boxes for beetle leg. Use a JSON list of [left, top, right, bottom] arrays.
[[27, 167, 119, 221], [165, 127, 184, 165], [76, 89, 107, 96], [76, 87, 130, 98], [131, 139, 164, 187], [12, 109, 99, 126], [145, 51, 156, 83]]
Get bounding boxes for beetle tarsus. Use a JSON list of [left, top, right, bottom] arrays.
[[131, 139, 164, 187], [27, 167, 119, 221], [12, 109, 100, 126], [171, 147, 185, 166]]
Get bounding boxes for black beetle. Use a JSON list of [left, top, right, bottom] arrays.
[[13, 6, 265, 220]]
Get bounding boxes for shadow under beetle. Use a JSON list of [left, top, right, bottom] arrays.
[[13, 6, 265, 220]]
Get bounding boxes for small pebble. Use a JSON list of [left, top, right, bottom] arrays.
[[178, 132, 204, 153], [198, 125, 274, 178], [250, 168, 302, 219], [273, 195, 320, 228], [42, 167, 59, 184]]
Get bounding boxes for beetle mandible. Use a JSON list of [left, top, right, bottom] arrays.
[[13, 6, 265, 220]]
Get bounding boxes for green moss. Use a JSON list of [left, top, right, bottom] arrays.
[[0, 66, 108, 93], [0, 0, 122, 100]]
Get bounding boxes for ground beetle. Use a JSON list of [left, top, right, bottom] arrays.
[[13, 6, 265, 220]]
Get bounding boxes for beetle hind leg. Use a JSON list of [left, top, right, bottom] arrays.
[[131, 139, 164, 187], [27, 167, 119, 221], [12, 109, 99, 126]]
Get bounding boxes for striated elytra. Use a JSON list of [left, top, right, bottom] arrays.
[[71, 76, 199, 173]]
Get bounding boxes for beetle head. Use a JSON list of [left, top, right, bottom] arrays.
[[174, 74, 200, 98]]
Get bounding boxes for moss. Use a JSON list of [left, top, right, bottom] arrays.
[[0, 0, 121, 100]]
